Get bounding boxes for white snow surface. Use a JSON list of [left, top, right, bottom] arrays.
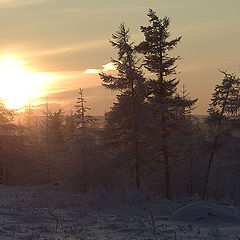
[[170, 201, 240, 225], [0, 185, 239, 239]]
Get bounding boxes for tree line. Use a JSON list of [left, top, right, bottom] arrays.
[[0, 9, 239, 201]]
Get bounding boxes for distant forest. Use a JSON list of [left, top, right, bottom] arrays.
[[0, 9, 240, 202]]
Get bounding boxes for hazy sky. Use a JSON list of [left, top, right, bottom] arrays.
[[0, 0, 239, 115]]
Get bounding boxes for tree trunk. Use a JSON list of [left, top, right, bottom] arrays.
[[81, 126, 87, 192], [81, 144, 87, 192], [189, 152, 193, 196], [203, 72, 233, 199], [215, 159, 220, 200], [133, 108, 140, 190], [202, 136, 218, 200], [136, 160, 140, 190], [163, 145, 170, 199], [189, 132, 193, 196]]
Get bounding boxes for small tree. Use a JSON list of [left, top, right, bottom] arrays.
[[64, 112, 77, 135], [0, 101, 14, 125], [74, 88, 96, 191], [203, 70, 240, 200], [40, 109, 65, 182], [48, 110, 65, 155], [0, 100, 22, 184]]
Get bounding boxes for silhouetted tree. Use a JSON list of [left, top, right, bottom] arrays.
[[138, 9, 197, 198], [203, 70, 240, 200], [0, 101, 14, 125], [74, 88, 96, 191], [48, 110, 65, 147], [40, 108, 65, 182], [64, 111, 78, 135], [100, 23, 147, 190], [0, 100, 23, 184]]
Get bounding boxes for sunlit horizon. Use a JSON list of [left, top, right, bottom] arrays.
[[0, 0, 237, 115], [0, 56, 58, 110]]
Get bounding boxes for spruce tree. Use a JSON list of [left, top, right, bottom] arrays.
[[75, 88, 95, 129], [99, 23, 146, 190], [138, 9, 197, 198], [203, 70, 240, 199]]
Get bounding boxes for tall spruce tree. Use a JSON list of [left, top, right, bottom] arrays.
[[203, 70, 240, 200], [99, 23, 146, 190], [138, 9, 197, 198]]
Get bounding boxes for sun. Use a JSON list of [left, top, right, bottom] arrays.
[[0, 57, 54, 110]]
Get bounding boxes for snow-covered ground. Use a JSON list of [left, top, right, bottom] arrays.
[[0, 184, 239, 239]]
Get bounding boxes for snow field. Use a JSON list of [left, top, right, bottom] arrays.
[[0, 185, 239, 239]]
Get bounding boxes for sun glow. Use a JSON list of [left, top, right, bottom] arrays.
[[0, 57, 54, 109]]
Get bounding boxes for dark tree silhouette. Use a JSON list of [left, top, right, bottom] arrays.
[[138, 9, 197, 198], [203, 70, 240, 200], [100, 23, 147, 190], [74, 88, 96, 191]]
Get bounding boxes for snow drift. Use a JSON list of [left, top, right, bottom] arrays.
[[170, 201, 240, 225]]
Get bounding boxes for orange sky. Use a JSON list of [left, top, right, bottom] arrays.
[[0, 0, 239, 115]]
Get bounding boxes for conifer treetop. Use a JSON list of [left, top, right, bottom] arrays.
[[207, 70, 240, 126], [100, 23, 144, 94], [138, 9, 181, 79], [75, 88, 95, 128]]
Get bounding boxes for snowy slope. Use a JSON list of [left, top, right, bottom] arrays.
[[170, 201, 240, 225], [0, 185, 239, 239]]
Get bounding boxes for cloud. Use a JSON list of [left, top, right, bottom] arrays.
[[84, 69, 101, 74], [102, 62, 116, 71], [0, 0, 52, 8], [25, 39, 108, 58], [84, 62, 116, 74]]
